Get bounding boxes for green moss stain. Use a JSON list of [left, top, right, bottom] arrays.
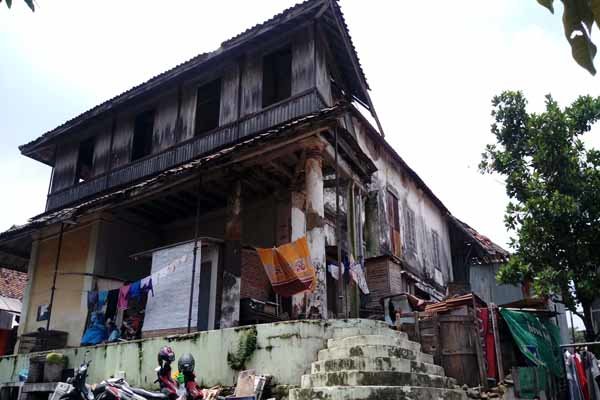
[[227, 326, 257, 371]]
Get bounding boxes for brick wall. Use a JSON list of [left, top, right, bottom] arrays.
[[240, 248, 272, 301], [0, 268, 27, 300]]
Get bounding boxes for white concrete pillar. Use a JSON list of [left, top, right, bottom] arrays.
[[303, 144, 327, 319], [220, 180, 242, 328], [16, 233, 40, 346]]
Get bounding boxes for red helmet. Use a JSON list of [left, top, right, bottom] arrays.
[[158, 346, 175, 365]]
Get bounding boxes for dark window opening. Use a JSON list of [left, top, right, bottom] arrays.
[[75, 137, 95, 183], [195, 79, 221, 136], [262, 47, 292, 108], [132, 110, 155, 161]]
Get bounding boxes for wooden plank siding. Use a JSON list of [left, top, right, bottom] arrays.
[[46, 28, 325, 212], [46, 89, 325, 211]]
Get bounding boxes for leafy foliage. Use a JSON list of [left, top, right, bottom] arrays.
[[227, 326, 257, 371], [536, 0, 600, 75], [0, 0, 34, 12], [480, 91, 600, 339]]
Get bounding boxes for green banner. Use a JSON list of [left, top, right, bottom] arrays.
[[500, 308, 564, 377]]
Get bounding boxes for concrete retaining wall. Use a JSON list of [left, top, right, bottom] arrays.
[[0, 319, 393, 388]]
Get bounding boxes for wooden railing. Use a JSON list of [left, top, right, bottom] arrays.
[[46, 90, 325, 211]]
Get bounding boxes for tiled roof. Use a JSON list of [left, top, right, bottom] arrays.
[[451, 216, 510, 264], [0, 268, 27, 300]]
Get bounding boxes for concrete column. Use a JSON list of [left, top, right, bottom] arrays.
[[290, 190, 306, 318], [303, 144, 327, 319], [15, 232, 40, 352], [220, 180, 242, 328]]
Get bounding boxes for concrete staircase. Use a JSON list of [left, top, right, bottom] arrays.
[[289, 330, 467, 400]]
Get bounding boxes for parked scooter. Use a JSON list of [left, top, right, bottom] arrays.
[[58, 353, 96, 400], [155, 346, 179, 400], [177, 354, 203, 400], [96, 377, 168, 400]]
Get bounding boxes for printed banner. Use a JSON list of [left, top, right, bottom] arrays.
[[256, 237, 316, 297]]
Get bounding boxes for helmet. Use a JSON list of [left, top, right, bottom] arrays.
[[178, 353, 195, 374], [158, 346, 175, 365]]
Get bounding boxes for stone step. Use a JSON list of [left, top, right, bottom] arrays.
[[329, 326, 405, 339], [311, 356, 445, 376], [318, 345, 434, 364], [289, 386, 467, 400], [327, 334, 416, 351], [300, 371, 456, 389]]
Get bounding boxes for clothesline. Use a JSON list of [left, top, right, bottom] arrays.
[[562, 342, 600, 348]]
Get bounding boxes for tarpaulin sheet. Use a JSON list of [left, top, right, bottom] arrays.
[[500, 308, 564, 377], [256, 237, 315, 297]]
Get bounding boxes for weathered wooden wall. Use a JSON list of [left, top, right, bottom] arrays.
[[47, 26, 328, 211]]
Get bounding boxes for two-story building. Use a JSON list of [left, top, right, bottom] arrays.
[[0, 0, 505, 350]]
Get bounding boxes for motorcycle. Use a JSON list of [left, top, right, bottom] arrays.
[[177, 354, 203, 400], [96, 378, 168, 400], [55, 352, 99, 400], [155, 346, 180, 400]]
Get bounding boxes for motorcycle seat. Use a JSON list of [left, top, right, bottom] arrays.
[[130, 388, 168, 400]]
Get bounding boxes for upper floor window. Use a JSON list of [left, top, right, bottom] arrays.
[[431, 230, 441, 271], [404, 207, 416, 256], [262, 47, 292, 108], [75, 137, 95, 183], [387, 191, 401, 257], [195, 79, 221, 136], [132, 109, 155, 161]]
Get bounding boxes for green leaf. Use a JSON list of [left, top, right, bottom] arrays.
[[23, 0, 34, 11], [537, 0, 554, 13], [562, 0, 597, 74], [590, 0, 600, 29], [5, 0, 11, 9]]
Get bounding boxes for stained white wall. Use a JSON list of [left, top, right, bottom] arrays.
[[352, 116, 453, 291]]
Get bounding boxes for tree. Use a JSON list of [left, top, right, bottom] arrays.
[[536, 0, 600, 75], [480, 91, 600, 341], [0, 0, 34, 11]]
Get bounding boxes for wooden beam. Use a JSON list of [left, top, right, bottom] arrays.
[[326, 0, 385, 136]]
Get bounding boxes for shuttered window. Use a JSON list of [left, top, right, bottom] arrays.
[[387, 191, 401, 257], [404, 208, 416, 256], [431, 230, 441, 271]]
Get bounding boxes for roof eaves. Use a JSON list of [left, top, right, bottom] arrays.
[[5, 105, 344, 242], [19, 0, 327, 156]]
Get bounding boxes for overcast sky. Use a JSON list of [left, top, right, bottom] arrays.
[[1, 0, 599, 254]]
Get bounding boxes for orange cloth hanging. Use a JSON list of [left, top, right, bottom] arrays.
[[256, 237, 316, 297]]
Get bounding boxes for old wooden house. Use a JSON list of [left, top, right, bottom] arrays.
[[0, 0, 504, 350]]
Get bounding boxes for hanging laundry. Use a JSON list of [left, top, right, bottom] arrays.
[[105, 289, 119, 321], [575, 352, 591, 400], [565, 350, 584, 400], [327, 263, 344, 280], [129, 280, 142, 300], [118, 284, 130, 311], [256, 237, 316, 297], [348, 262, 369, 294], [97, 291, 108, 309], [141, 276, 154, 297], [87, 291, 99, 311], [478, 307, 497, 380], [81, 312, 108, 346]]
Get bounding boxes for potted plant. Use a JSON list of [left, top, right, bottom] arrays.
[[44, 352, 67, 382]]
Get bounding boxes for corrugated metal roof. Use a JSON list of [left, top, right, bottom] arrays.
[[0, 296, 21, 313]]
